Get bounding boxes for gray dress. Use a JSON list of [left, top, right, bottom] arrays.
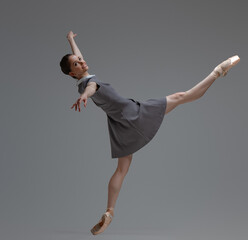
[[78, 75, 167, 159]]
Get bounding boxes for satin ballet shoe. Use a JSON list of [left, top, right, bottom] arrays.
[[214, 55, 240, 77], [90, 211, 113, 235]]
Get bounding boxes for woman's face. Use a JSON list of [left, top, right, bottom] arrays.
[[68, 54, 89, 78]]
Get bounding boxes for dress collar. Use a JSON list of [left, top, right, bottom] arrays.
[[76, 74, 96, 86]]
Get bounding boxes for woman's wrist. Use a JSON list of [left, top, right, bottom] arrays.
[[80, 93, 87, 98], [67, 34, 75, 41]]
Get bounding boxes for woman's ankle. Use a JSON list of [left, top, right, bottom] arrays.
[[106, 207, 114, 216], [212, 69, 221, 79]]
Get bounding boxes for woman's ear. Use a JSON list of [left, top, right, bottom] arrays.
[[69, 72, 75, 78]]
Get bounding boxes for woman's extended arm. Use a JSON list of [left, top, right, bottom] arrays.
[[82, 82, 97, 98], [71, 82, 97, 112], [67, 31, 84, 59]]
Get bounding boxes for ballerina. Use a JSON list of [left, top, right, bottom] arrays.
[[59, 31, 240, 235]]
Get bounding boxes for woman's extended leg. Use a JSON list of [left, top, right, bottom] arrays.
[[165, 71, 219, 114], [165, 55, 240, 115]]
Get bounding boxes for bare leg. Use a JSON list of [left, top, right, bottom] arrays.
[[165, 55, 240, 115], [106, 154, 133, 216], [183, 71, 219, 103], [91, 154, 133, 235], [165, 70, 219, 114]]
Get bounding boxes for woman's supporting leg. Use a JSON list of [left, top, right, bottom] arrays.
[[106, 154, 133, 216], [91, 154, 133, 235]]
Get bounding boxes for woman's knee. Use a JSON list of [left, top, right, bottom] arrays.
[[117, 154, 133, 175], [168, 92, 186, 103], [175, 92, 187, 103]]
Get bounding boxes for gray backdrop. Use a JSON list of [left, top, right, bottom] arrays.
[[0, 0, 247, 240]]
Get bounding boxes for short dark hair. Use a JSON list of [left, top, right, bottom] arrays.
[[59, 54, 77, 79]]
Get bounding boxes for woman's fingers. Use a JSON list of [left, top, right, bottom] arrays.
[[71, 97, 86, 112], [78, 100, 81, 112], [71, 103, 76, 110], [77, 98, 82, 112], [67, 31, 77, 40]]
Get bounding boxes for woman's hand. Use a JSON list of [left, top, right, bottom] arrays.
[[71, 94, 88, 112], [67, 31, 77, 41]]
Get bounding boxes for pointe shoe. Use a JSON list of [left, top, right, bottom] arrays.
[[214, 55, 240, 77], [90, 211, 113, 235]]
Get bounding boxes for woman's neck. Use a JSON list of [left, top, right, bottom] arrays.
[[77, 71, 90, 80]]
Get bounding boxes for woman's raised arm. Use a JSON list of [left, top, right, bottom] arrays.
[[67, 31, 84, 59]]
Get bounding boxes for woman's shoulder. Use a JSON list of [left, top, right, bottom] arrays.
[[76, 74, 96, 87], [77, 74, 103, 94]]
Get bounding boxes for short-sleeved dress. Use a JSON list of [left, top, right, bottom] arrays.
[[77, 74, 167, 159]]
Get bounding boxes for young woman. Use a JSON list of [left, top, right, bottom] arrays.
[[59, 31, 240, 235]]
